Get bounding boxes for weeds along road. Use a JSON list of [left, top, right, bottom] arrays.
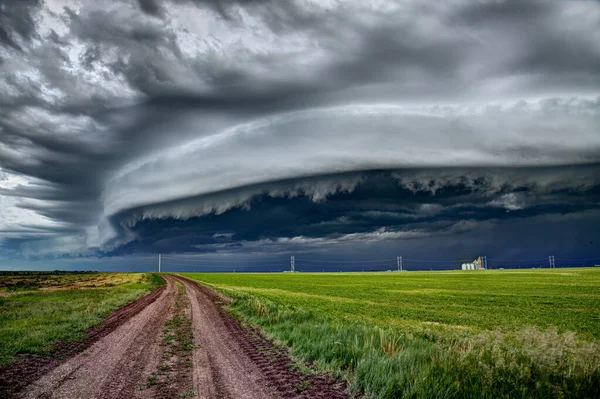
[[17, 275, 346, 399]]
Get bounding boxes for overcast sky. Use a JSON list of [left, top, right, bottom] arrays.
[[0, 0, 599, 270]]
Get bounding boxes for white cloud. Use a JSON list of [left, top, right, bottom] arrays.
[[0, 169, 65, 241], [104, 99, 600, 219]]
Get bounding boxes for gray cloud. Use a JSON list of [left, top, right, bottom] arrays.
[[87, 167, 598, 262], [0, 0, 41, 50], [0, 0, 599, 262]]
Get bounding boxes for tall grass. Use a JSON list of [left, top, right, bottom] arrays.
[[225, 291, 600, 398]]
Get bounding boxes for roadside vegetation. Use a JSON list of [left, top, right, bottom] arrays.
[[148, 280, 195, 398], [0, 272, 163, 367], [182, 268, 600, 398]]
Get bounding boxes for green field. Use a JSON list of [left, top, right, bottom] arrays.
[[182, 268, 600, 399], [0, 272, 163, 367]]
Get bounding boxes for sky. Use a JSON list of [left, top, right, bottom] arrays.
[[0, 0, 599, 271]]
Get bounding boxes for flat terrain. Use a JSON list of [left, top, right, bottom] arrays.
[[182, 268, 600, 338], [2, 269, 598, 398], [182, 268, 600, 398], [0, 274, 346, 399], [18, 276, 176, 399], [0, 272, 161, 368]]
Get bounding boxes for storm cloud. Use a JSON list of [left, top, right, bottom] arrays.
[[0, 0, 599, 266]]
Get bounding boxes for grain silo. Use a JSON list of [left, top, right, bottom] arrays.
[[461, 257, 485, 270]]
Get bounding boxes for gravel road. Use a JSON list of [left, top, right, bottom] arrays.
[[12, 275, 347, 399], [19, 277, 176, 399]]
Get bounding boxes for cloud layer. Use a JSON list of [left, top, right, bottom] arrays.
[[0, 0, 599, 263]]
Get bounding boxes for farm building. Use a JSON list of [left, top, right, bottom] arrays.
[[461, 257, 485, 270]]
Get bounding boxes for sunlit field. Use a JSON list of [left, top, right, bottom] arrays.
[[182, 268, 600, 398], [0, 272, 162, 367]]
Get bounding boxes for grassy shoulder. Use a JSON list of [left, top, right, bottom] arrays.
[[181, 269, 600, 398], [0, 272, 163, 367], [147, 280, 195, 397]]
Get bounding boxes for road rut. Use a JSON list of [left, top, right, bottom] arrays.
[[173, 275, 347, 399], [15, 275, 347, 399], [20, 277, 176, 399], [174, 276, 273, 399]]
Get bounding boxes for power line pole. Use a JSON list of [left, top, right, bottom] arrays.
[[549, 255, 555, 268], [158, 253, 161, 273], [290, 255, 295, 272], [397, 256, 402, 271]]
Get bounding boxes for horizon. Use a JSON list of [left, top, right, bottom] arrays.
[[2, 254, 599, 273]]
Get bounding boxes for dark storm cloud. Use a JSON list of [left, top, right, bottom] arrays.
[[106, 167, 600, 256], [0, 0, 41, 50], [122, 0, 600, 102], [0, 0, 599, 261], [447, 1, 600, 80], [189, 0, 599, 97], [137, 0, 165, 17]]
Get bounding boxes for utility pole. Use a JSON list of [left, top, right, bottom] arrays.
[[158, 253, 161, 273], [549, 255, 555, 268], [290, 255, 295, 272], [397, 256, 403, 271]]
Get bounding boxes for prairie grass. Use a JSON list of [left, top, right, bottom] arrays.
[[0, 272, 162, 367], [181, 268, 600, 398]]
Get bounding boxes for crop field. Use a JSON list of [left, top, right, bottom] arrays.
[[0, 272, 162, 367], [182, 268, 600, 398]]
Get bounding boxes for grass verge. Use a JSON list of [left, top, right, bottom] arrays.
[[227, 292, 600, 398], [0, 272, 162, 367], [182, 270, 600, 398]]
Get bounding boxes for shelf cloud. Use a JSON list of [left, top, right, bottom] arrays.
[[1, 0, 599, 265]]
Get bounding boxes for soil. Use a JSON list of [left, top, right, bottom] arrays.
[[1, 275, 348, 399], [0, 279, 167, 399], [172, 275, 348, 399], [15, 277, 176, 399]]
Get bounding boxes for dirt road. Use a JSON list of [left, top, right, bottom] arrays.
[[9, 276, 347, 399]]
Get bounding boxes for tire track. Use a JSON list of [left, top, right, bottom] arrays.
[[172, 275, 348, 399], [0, 281, 167, 399], [13, 275, 347, 399], [175, 276, 272, 399], [19, 277, 177, 399], [147, 280, 195, 399]]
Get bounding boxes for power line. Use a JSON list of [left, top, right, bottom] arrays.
[[157, 261, 286, 269], [160, 255, 584, 263], [152, 253, 600, 271], [486, 258, 548, 262], [295, 258, 395, 263], [162, 263, 284, 268], [403, 259, 472, 263], [162, 257, 284, 263], [164, 255, 284, 261]]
